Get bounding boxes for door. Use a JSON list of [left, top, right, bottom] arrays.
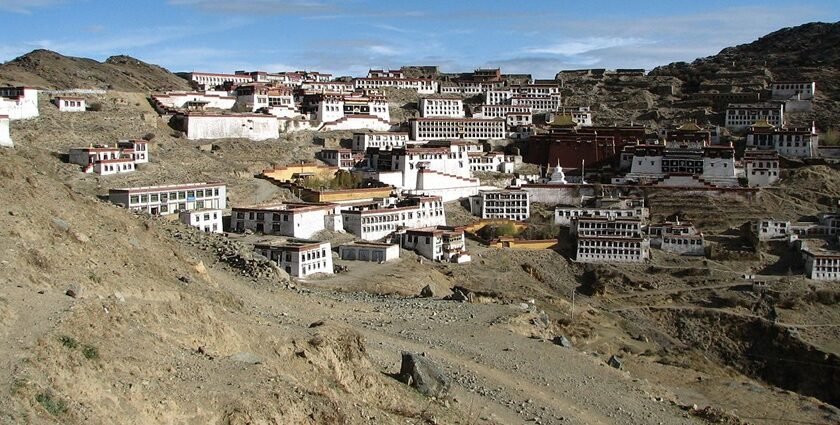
[[372, 251, 383, 262]]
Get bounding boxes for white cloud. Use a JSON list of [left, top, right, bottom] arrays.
[[168, 0, 339, 15], [524, 37, 650, 56], [0, 0, 67, 14]]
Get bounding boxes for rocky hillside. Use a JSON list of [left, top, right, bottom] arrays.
[[0, 50, 190, 92], [650, 21, 840, 129]]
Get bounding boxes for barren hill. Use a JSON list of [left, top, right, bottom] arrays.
[[0, 49, 190, 92], [650, 21, 840, 128]]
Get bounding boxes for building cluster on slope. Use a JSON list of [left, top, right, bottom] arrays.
[[14, 61, 836, 283]]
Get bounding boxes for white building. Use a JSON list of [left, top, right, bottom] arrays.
[[179, 208, 223, 233], [184, 72, 252, 90], [367, 69, 404, 79], [351, 131, 409, 152], [725, 103, 784, 131], [338, 241, 399, 262], [231, 202, 342, 239], [300, 81, 354, 93], [342, 195, 445, 241], [469, 190, 529, 221], [400, 226, 471, 263], [409, 117, 506, 141], [619, 142, 738, 187], [316, 92, 391, 131], [53, 96, 85, 112], [771, 81, 815, 100], [649, 221, 705, 256], [420, 97, 464, 118], [744, 150, 780, 187], [746, 120, 818, 158], [572, 216, 644, 239], [557, 107, 593, 127], [233, 85, 298, 117], [473, 104, 531, 119], [109, 182, 227, 216], [68, 139, 149, 175], [180, 113, 280, 141], [576, 236, 649, 263], [151, 92, 237, 113], [485, 89, 514, 105], [0, 115, 12, 147], [468, 151, 517, 173], [318, 149, 357, 169], [254, 240, 333, 278], [0, 87, 39, 120], [802, 243, 840, 281], [555, 198, 649, 226], [353, 77, 438, 94], [510, 94, 562, 113], [753, 220, 792, 241], [516, 83, 562, 97]]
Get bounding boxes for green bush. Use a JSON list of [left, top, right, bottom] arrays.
[[82, 345, 99, 360], [36, 392, 67, 416], [59, 336, 78, 350], [87, 101, 103, 112]]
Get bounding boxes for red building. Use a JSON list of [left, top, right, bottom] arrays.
[[524, 114, 646, 170]]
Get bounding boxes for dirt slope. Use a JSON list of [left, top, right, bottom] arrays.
[[0, 50, 190, 92]]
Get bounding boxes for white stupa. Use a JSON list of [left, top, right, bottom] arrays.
[[548, 159, 567, 184]]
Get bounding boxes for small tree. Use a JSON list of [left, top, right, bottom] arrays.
[[87, 102, 103, 112]]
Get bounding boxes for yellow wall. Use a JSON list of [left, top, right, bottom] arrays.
[[302, 187, 394, 202], [463, 219, 528, 234], [487, 238, 559, 250], [261, 163, 338, 183]]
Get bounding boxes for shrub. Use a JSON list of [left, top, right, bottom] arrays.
[[59, 336, 78, 350], [87, 101, 103, 112], [141, 133, 156, 141], [35, 392, 67, 416], [82, 345, 99, 360]]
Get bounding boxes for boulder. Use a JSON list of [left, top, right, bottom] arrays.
[[553, 335, 573, 348], [419, 284, 435, 298], [398, 352, 450, 398], [607, 355, 623, 370]]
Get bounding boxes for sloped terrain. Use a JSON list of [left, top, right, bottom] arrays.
[[0, 50, 190, 92]]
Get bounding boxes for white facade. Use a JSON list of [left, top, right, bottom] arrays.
[[555, 206, 648, 226], [576, 237, 649, 263], [746, 123, 818, 158], [744, 151, 780, 187], [0, 115, 12, 147], [182, 113, 279, 141], [473, 104, 531, 119], [185, 72, 252, 89], [420, 97, 465, 118], [485, 89, 514, 105], [342, 196, 445, 241], [468, 151, 517, 173], [69, 140, 149, 175], [754, 220, 791, 241], [401, 226, 470, 263], [231, 203, 341, 239], [771, 81, 815, 100], [409, 118, 506, 140], [469, 190, 529, 221], [511, 95, 562, 112], [179, 209, 223, 233], [351, 131, 409, 152], [152, 92, 237, 112], [94, 159, 135, 175], [353, 77, 438, 94], [300, 81, 354, 93], [318, 149, 356, 169], [109, 182, 227, 216], [649, 221, 705, 256], [338, 242, 399, 262], [803, 247, 840, 280], [0, 87, 39, 120], [316, 93, 391, 130], [255, 240, 333, 278], [558, 107, 593, 127], [54, 97, 86, 112], [725, 103, 784, 131]]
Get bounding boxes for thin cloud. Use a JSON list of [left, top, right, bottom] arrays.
[[0, 0, 67, 13], [168, 0, 337, 15]]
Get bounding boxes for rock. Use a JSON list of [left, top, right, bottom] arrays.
[[230, 352, 261, 365], [51, 217, 70, 232], [70, 230, 89, 243], [607, 355, 623, 370], [65, 288, 77, 298], [114, 291, 126, 303], [309, 320, 326, 328], [420, 284, 436, 298], [553, 335, 573, 348], [398, 352, 450, 399]]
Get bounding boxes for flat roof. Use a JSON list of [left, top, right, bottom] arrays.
[[110, 182, 224, 194]]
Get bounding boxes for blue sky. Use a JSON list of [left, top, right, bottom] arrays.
[[0, 0, 838, 78]]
